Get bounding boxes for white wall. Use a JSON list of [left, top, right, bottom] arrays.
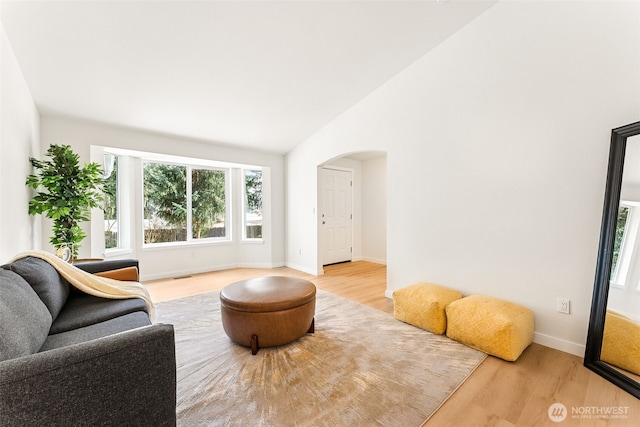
[[40, 116, 286, 280], [286, 1, 640, 355], [361, 155, 386, 264], [0, 25, 40, 263]]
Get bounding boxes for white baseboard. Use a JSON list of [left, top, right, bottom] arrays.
[[533, 332, 585, 357]]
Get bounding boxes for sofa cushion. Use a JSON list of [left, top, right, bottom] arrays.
[[40, 311, 151, 351], [7, 257, 70, 321], [0, 269, 52, 361], [50, 293, 149, 334]]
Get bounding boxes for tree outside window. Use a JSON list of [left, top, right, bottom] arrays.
[[103, 154, 119, 249], [192, 168, 226, 239], [611, 205, 630, 279], [244, 169, 263, 239], [143, 163, 187, 244], [143, 162, 228, 244]]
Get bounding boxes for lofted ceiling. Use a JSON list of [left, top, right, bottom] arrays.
[[1, 0, 497, 154]]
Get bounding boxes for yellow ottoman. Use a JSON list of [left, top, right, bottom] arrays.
[[602, 310, 640, 376], [393, 283, 462, 334], [445, 295, 534, 361]]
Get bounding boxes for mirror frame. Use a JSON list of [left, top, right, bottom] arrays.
[[585, 121, 640, 399]]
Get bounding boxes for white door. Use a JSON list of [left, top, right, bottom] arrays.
[[321, 168, 352, 265]]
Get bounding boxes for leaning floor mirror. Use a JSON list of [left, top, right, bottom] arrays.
[[585, 121, 640, 399]]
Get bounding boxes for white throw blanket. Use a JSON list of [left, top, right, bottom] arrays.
[[10, 250, 155, 320]]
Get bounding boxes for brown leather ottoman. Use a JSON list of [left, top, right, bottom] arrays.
[[220, 276, 316, 355]]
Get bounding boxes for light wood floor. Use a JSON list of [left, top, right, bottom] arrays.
[[145, 261, 640, 426]]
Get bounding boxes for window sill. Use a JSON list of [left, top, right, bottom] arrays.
[[142, 239, 233, 251], [242, 239, 264, 245], [103, 248, 134, 258]]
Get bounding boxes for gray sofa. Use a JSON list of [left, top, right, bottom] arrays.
[[0, 256, 176, 426]]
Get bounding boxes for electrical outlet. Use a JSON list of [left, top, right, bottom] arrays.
[[557, 298, 570, 314]]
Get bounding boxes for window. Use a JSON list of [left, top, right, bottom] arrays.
[[103, 153, 119, 249], [99, 147, 267, 251], [191, 168, 226, 239], [611, 203, 640, 287], [143, 161, 228, 245], [143, 162, 187, 244], [243, 169, 263, 240], [611, 205, 630, 278]]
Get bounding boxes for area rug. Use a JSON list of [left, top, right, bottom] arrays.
[[155, 290, 486, 426]]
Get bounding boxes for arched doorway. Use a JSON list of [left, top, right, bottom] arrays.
[[317, 151, 387, 270]]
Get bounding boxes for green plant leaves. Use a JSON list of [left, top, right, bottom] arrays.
[[26, 144, 105, 258]]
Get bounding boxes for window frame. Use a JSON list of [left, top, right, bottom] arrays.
[[189, 165, 230, 241], [103, 152, 121, 252], [242, 168, 263, 242], [610, 202, 640, 288], [142, 160, 231, 247]]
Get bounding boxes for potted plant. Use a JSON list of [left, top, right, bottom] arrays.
[[26, 144, 105, 259]]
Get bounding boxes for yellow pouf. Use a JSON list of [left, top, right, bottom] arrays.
[[445, 295, 534, 361], [393, 283, 462, 334], [602, 310, 640, 376]]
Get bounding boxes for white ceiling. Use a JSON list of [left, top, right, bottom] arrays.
[[1, 0, 496, 154]]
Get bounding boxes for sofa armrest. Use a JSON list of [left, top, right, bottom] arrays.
[[75, 259, 139, 281], [0, 324, 176, 426]]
